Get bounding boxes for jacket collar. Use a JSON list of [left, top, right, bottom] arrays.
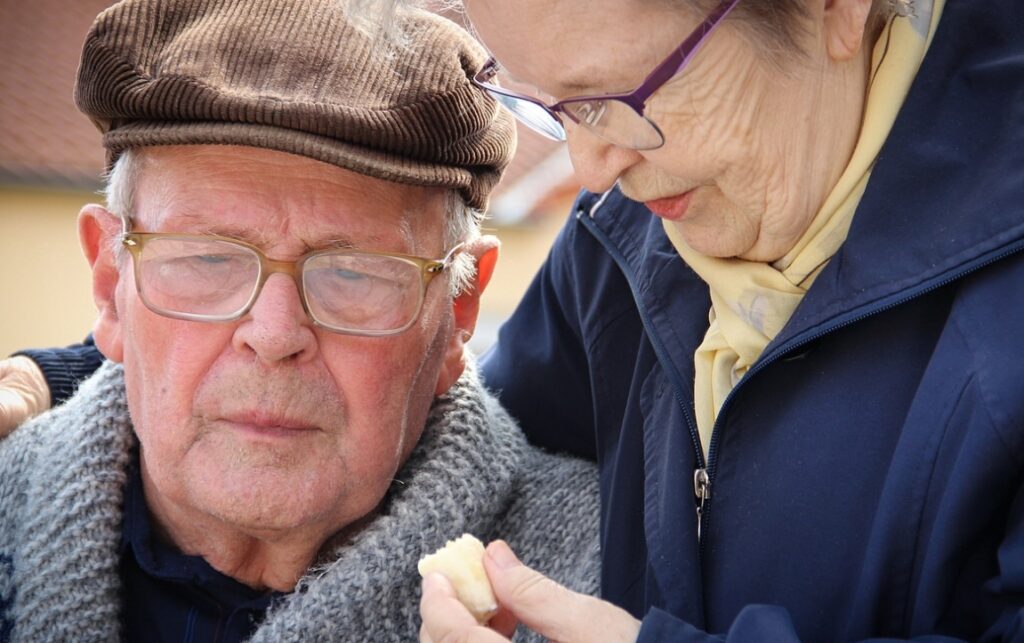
[[582, 0, 1024, 358]]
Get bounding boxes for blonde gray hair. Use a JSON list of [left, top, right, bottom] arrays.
[[713, 0, 896, 60]]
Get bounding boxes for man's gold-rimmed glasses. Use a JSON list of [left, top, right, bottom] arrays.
[[121, 231, 464, 337]]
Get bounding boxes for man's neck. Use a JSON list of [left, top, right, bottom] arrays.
[[140, 472, 339, 592], [163, 526, 317, 591]]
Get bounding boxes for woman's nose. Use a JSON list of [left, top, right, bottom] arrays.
[[565, 122, 645, 193]]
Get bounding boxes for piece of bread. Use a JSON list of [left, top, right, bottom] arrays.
[[418, 533, 498, 624]]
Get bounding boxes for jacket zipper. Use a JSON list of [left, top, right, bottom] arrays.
[[694, 467, 711, 542], [578, 204, 711, 543], [580, 197, 1024, 553]]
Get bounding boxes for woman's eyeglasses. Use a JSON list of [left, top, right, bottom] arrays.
[[472, 0, 740, 150]]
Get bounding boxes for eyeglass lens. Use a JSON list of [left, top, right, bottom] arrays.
[[138, 237, 259, 317], [302, 253, 422, 332], [490, 92, 567, 141], [561, 100, 665, 150], [481, 72, 665, 149]]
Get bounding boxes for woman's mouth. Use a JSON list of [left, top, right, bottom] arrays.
[[644, 190, 695, 221]]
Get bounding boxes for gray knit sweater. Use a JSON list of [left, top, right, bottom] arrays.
[[0, 361, 600, 642]]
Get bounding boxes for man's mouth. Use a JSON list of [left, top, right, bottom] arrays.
[[218, 411, 319, 437], [644, 189, 696, 221]]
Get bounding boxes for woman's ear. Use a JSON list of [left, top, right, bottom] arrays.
[[79, 204, 125, 362], [823, 0, 874, 61], [433, 235, 500, 396]]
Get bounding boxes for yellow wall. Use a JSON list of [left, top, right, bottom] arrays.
[[0, 186, 98, 357], [484, 212, 567, 314], [0, 184, 569, 359]]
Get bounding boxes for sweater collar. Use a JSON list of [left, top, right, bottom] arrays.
[[17, 359, 524, 641], [16, 361, 134, 641]]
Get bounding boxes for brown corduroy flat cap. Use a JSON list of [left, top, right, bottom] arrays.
[[75, 0, 516, 211]]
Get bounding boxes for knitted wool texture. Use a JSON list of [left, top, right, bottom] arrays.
[[75, 0, 517, 211], [0, 362, 600, 642]]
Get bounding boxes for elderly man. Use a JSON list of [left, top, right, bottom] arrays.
[[0, 1, 599, 641]]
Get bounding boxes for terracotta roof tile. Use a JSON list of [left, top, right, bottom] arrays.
[[0, 0, 114, 187]]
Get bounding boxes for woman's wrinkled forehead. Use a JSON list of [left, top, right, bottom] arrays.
[[465, 0, 829, 87], [465, 0, 696, 97]]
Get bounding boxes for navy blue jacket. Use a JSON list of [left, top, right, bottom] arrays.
[[481, 0, 1024, 640]]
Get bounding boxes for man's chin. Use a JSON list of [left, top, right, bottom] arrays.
[[195, 480, 339, 535], [181, 457, 347, 532]]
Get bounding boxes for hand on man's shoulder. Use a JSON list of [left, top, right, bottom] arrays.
[[0, 356, 50, 437]]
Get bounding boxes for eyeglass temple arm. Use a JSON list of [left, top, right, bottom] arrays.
[[426, 242, 467, 274], [120, 214, 132, 238], [630, 0, 742, 106]]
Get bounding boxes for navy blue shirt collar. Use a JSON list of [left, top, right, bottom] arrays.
[[120, 458, 283, 642]]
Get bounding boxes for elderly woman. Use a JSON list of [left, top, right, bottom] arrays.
[[4, 0, 1023, 640], [417, 0, 1024, 641]]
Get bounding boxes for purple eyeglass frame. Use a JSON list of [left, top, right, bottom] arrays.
[[473, 0, 741, 144]]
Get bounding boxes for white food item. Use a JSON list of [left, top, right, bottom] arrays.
[[418, 533, 498, 624]]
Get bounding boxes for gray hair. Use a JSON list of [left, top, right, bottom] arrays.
[[104, 148, 481, 298], [703, 0, 895, 64], [345, 0, 425, 41], [343, 0, 449, 53]]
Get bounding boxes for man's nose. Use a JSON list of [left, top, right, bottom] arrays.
[[232, 274, 318, 365], [565, 123, 645, 194]]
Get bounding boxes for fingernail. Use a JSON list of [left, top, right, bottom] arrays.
[[423, 572, 449, 593], [487, 541, 520, 569]]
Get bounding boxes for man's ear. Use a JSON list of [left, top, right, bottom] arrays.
[[79, 204, 125, 363], [823, 0, 873, 61], [434, 235, 500, 396]]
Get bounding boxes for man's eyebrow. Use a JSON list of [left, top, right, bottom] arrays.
[[316, 237, 358, 250], [158, 212, 387, 251], [202, 228, 363, 252], [156, 211, 239, 235], [169, 219, 273, 246]]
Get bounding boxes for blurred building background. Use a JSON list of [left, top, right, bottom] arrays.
[[0, 0, 579, 358]]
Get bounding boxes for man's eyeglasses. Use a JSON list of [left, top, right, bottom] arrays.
[[472, 0, 740, 150], [121, 231, 463, 337]]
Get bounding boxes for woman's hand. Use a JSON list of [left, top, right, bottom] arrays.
[[0, 355, 50, 436], [420, 540, 641, 643]]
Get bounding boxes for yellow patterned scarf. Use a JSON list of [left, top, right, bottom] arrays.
[[662, 1, 944, 458]]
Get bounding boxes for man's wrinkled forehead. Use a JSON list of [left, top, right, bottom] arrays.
[[129, 146, 446, 254]]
